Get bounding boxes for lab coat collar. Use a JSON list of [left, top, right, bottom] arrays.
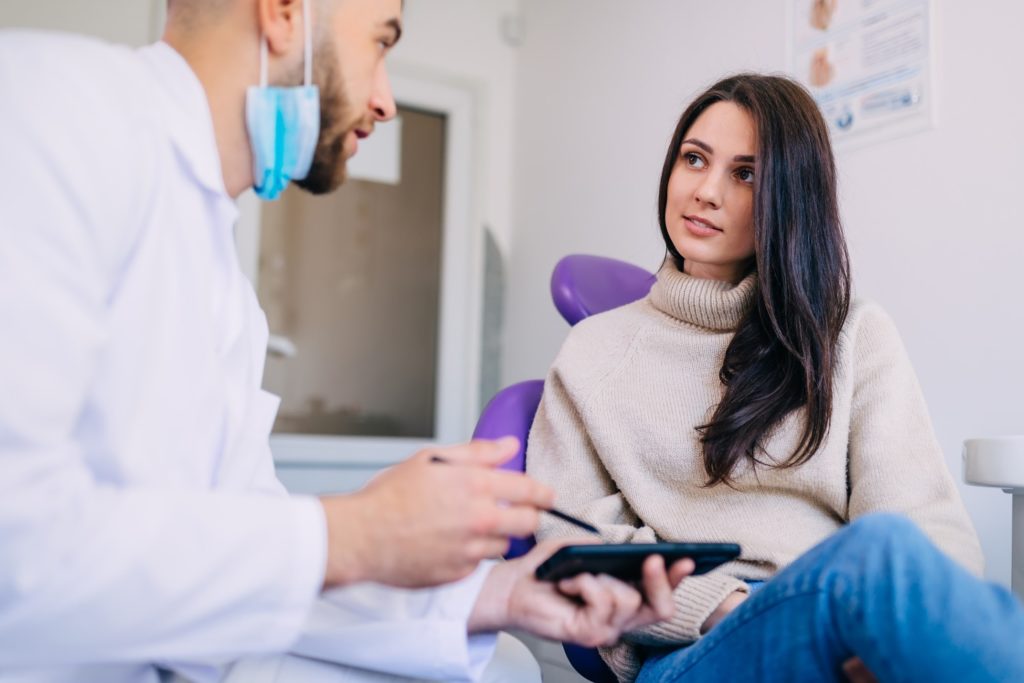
[[137, 41, 230, 197]]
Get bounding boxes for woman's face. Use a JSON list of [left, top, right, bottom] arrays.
[[664, 101, 757, 283]]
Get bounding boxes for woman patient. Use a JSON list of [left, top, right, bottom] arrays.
[[527, 73, 1024, 682]]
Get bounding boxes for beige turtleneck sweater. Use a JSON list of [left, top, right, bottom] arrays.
[[527, 263, 983, 681]]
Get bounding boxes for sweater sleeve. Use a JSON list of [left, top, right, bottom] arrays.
[[846, 304, 983, 575], [527, 348, 749, 662]]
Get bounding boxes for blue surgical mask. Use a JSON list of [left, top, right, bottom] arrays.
[[245, 0, 320, 201]]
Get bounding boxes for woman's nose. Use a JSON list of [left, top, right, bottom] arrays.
[[694, 174, 724, 209]]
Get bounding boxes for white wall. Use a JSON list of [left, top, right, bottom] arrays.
[[0, 0, 162, 45], [504, 0, 1023, 586]]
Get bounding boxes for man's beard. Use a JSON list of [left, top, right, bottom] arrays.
[[295, 41, 353, 195]]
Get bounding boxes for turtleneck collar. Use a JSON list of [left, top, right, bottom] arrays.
[[649, 260, 757, 331]]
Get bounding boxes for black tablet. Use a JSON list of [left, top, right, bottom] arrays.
[[534, 542, 741, 583]]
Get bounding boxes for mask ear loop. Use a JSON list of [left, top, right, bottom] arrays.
[[259, 36, 269, 88], [257, 0, 311, 88], [303, 0, 313, 87]]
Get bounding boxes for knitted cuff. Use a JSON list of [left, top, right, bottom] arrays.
[[596, 573, 750, 683], [598, 640, 644, 683], [626, 572, 751, 647]]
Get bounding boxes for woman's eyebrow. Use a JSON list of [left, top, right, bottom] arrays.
[[681, 137, 712, 154], [682, 138, 755, 163]]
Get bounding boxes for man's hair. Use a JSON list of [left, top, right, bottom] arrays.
[[167, 0, 337, 31], [165, 0, 236, 30], [166, 0, 234, 11]]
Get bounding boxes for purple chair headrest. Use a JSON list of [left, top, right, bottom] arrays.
[[551, 254, 658, 326]]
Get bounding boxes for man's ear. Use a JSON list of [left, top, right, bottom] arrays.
[[256, 0, 305, 58]]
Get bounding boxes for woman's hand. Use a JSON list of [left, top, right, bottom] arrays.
[[469, 539, 693, 646], [842, 657, 878, 682], [700, 589, 748, 634], [701, 591, 878, 682]]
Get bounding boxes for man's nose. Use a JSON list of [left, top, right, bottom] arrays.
[[370, 63, 397, 122]]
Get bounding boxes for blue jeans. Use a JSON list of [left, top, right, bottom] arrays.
[[637, 514, 1024, 683]]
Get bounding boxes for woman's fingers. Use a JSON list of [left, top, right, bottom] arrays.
[[639, 554, 677, 620], [557, 573, 618, 646]]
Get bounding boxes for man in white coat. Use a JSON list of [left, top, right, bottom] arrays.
[[0, 0, 693, 681]]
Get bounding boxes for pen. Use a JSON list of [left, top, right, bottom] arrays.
[[541, 507, 602, 536], [429, 454, 602, 537]]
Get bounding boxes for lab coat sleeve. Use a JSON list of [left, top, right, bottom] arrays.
[[291, 562, 499, 682], [0, 36, 326, 666]]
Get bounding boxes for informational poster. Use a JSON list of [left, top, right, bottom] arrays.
[[789, 0, 934, 148]]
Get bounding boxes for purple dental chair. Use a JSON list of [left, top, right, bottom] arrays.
[[472, 254, 657, 682]]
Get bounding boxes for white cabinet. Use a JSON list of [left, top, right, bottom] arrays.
[[964, 437, 1024, 600]]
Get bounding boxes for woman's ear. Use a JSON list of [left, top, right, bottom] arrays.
[[256, 0, 305, 60]]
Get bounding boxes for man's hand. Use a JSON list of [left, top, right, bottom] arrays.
[[468, 540, 694, 647], [319, 438, 554, 589]]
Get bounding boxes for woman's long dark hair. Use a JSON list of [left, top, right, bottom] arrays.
[[657, 74, 851, 486]]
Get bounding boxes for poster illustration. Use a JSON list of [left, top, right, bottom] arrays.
[[789, 0, 934, 148]]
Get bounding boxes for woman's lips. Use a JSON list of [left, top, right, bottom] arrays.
[[684, 215, 723, 237]]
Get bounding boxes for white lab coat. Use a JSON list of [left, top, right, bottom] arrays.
[[0, 32, 495, 683]]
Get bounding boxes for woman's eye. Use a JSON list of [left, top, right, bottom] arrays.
[[683, 152, 706, 169], [736, 168, 755, 183]]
